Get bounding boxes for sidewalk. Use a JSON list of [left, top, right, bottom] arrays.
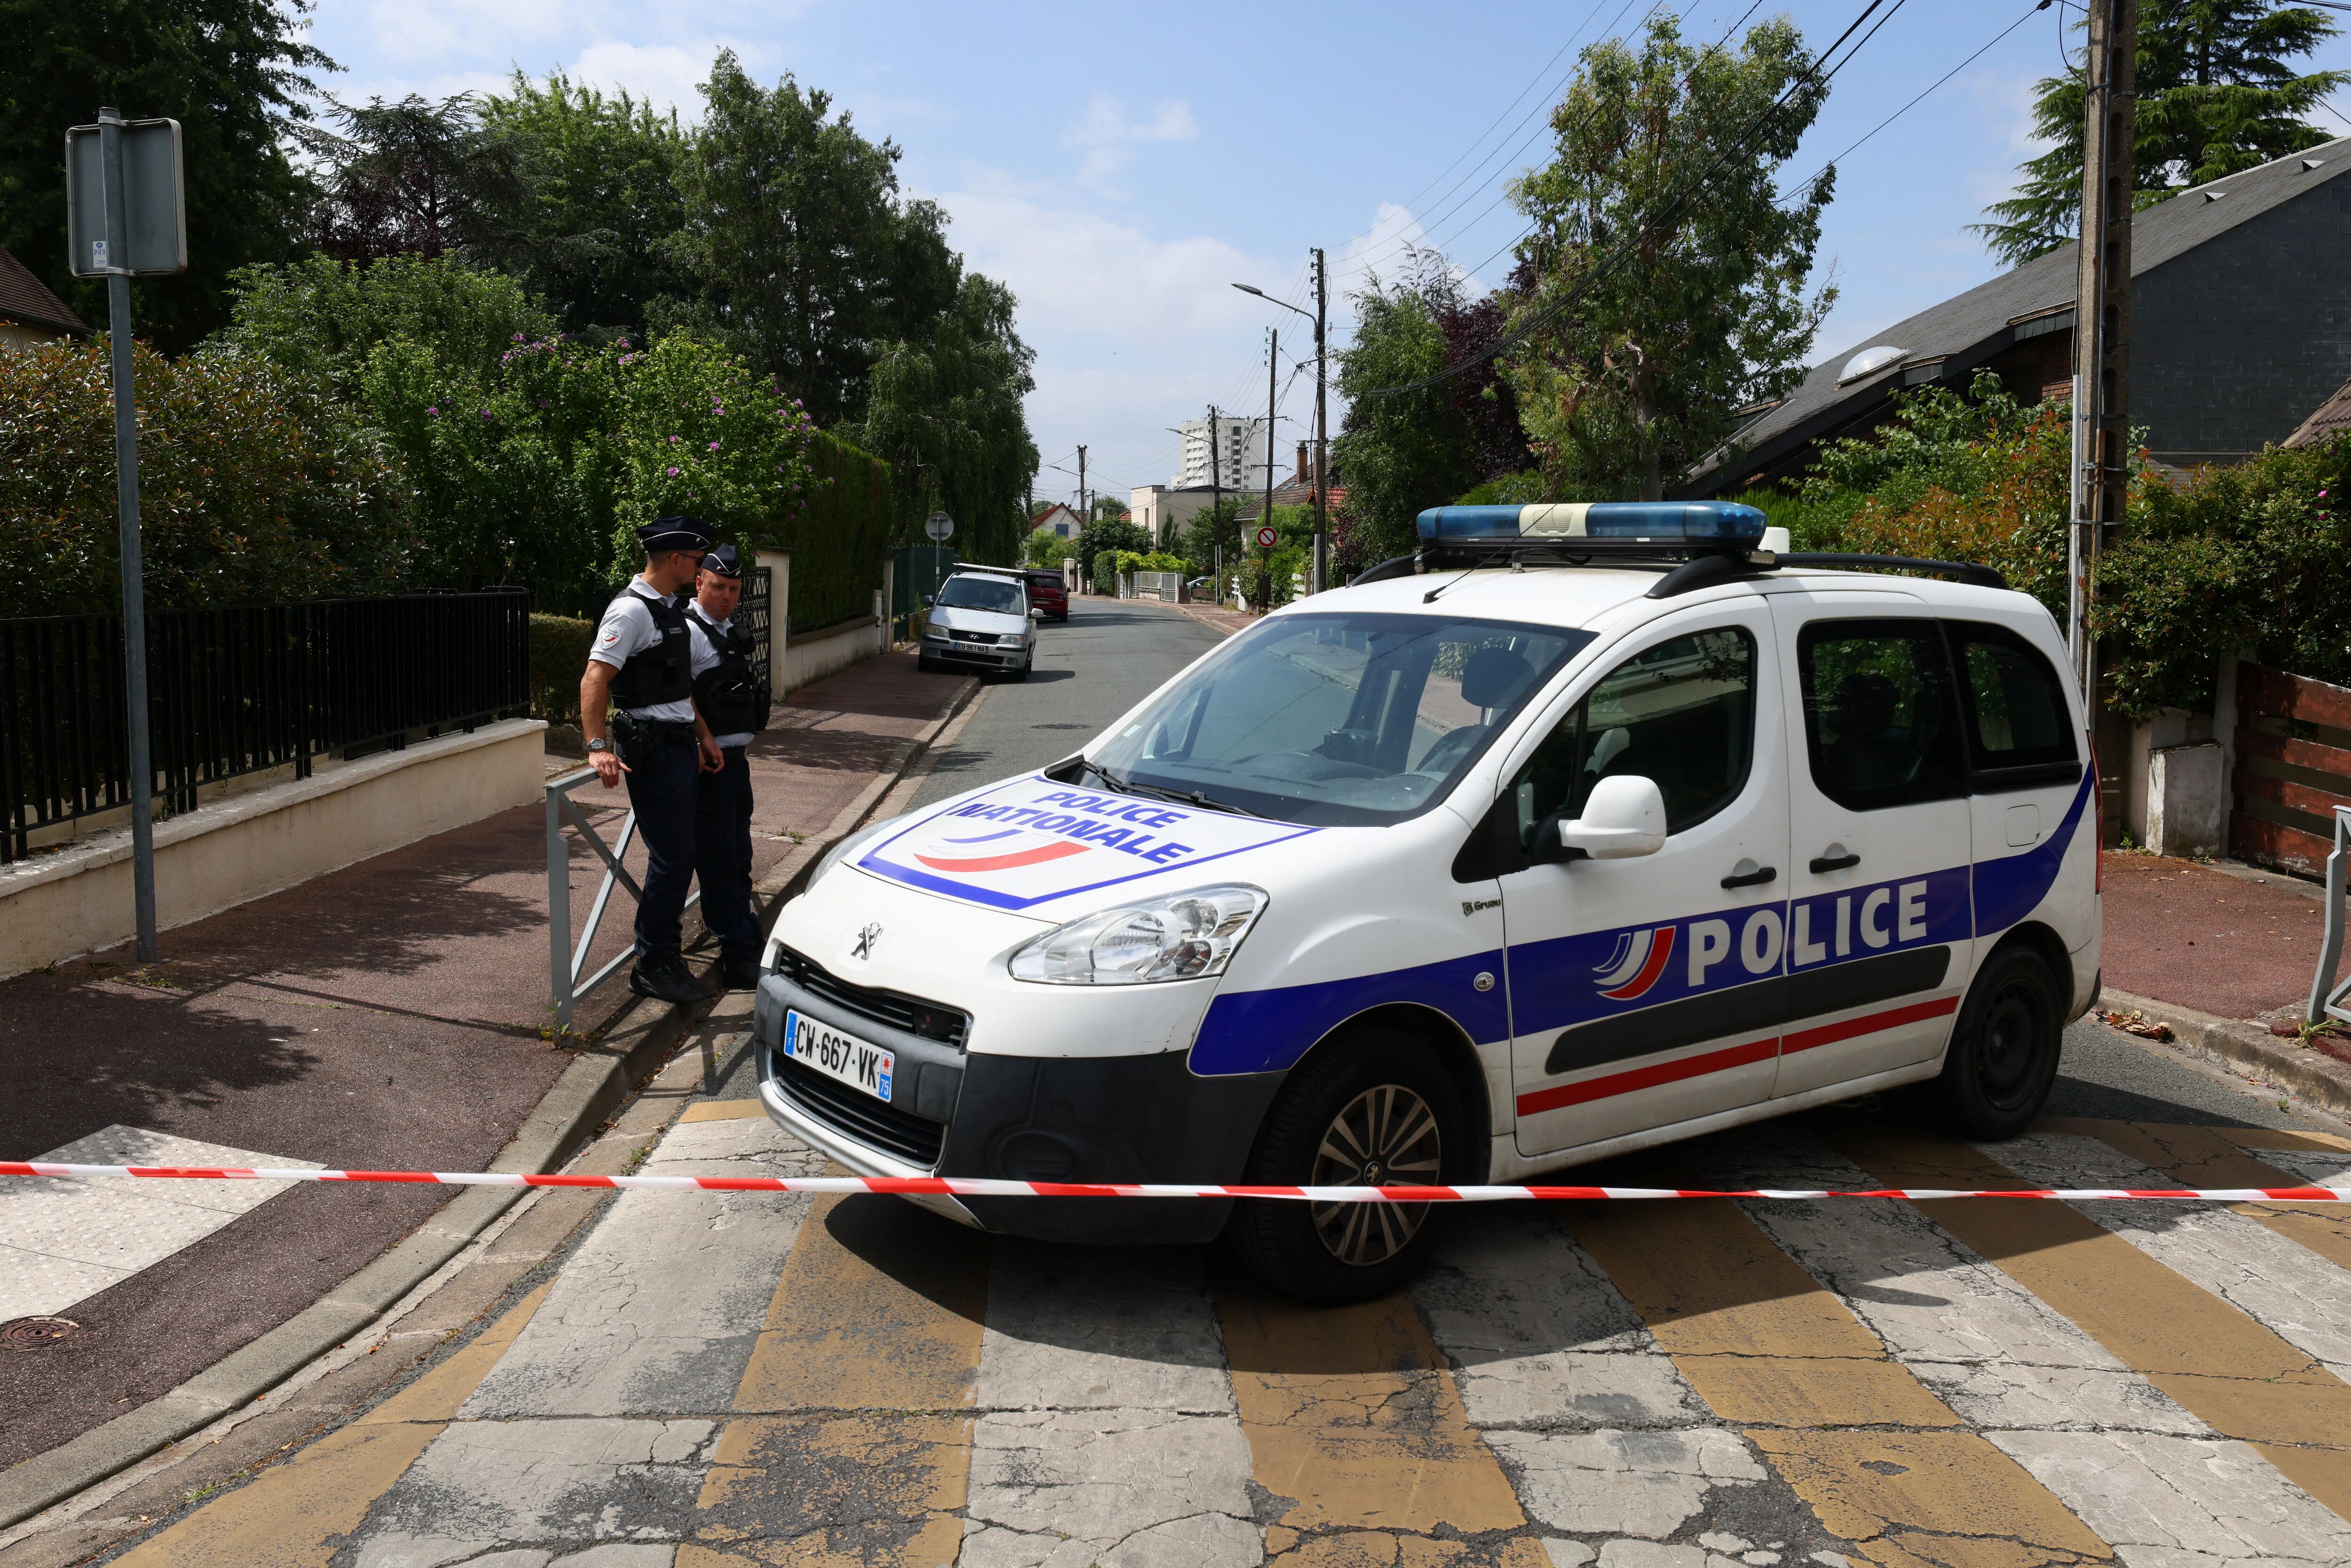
[[0, 649, 971, 1476]]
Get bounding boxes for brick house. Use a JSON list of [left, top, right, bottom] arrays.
[[0, 245, 88, 351]]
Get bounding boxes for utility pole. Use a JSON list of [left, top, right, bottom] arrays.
[[1263, 328, 1278, 576], [2069, 0, 2137, 739], [1311, 247, 1329, 596], [1076, 445, 1087, 525], [1207, 407, 1223, 604]]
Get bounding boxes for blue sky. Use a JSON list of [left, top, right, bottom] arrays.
[[304, 0, 2351, 509]]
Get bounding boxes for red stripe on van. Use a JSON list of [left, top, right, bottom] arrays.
[[1780, 995, 1958, 1055], [1515, 1036, 1778, 1117]]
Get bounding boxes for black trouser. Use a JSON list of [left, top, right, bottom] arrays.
[[695, 745, 761, 962], [620, 720, 699, 961]]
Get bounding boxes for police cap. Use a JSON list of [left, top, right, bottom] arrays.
[[637, 515, 712, 556], [699, 543, 743, 579]]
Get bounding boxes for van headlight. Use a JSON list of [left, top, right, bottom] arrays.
[[1009, 885, 1267, 985]]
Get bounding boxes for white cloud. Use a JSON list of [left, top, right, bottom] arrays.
[[570, 40, 727, 118], [1063, 93, 1198, 192]]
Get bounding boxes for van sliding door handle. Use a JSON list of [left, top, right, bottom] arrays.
[[1720, 864, 1778, 889], [1809, 852, 1862, 873]]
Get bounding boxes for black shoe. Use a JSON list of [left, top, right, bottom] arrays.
[[722, 954, 764, 992], [630, 955, 714, 1006]]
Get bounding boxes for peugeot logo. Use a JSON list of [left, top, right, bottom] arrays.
[[852, 922, 882, 961]]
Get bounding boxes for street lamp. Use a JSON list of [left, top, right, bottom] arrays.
[[1232, 260, 1330, 594]]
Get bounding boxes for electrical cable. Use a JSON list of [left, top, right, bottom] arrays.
[[1358, 0, 1910, 399]]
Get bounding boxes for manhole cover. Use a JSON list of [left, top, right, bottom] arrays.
[[1, 1317, 82, 1350]]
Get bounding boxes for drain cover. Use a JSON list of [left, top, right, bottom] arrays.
[[1, 1316, 83, 1350]]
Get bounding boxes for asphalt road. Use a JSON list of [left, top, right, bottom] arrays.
[[907, 596, 1228, 812]]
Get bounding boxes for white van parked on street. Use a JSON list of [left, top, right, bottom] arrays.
[[755, 502, 2099, 1301]]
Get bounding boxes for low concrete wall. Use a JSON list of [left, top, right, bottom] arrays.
[[782, 612, 885, 693], [0, 718, 546, 978]]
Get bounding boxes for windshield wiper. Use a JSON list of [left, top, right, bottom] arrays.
[[1079, 757, 1263, 819]]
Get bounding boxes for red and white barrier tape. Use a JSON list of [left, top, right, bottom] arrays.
[[4, 1161, 2347, 1204]]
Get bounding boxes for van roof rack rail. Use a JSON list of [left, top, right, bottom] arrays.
[[1776, 552, 2006, 590]]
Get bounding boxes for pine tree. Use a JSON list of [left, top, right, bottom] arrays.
[[1976, 2, 2346, 267]]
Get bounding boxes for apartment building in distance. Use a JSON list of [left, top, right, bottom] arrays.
[[1174, 415, 1268, 491]]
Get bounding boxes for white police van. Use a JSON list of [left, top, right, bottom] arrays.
[[754, 502, 2099, 1302]]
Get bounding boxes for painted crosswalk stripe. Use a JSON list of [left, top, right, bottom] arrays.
[[2041, 1117, 2351, 1280], [1559, 1184, 2113, 1567], [685, 1191, 990, 1567], [1413, 1204, 1853, 1564], [1693, 1124, 2351, 1565], [1824, 1118, 2351, 1526], [962, 1241, 1258, 1565], [1215, 1274, 1548, 1564]]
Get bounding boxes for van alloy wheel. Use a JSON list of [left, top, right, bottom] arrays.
[[1307, 1083, 1443, 1266]]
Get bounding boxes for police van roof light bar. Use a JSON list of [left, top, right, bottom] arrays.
[[1415, 501, 1769, 550]]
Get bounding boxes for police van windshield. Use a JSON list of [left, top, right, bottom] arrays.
[[937, 575, 1026, 614], [1088, 612, 1591, 827]]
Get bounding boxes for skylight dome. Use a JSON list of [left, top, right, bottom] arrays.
[[1838, 345, 1908, 384]]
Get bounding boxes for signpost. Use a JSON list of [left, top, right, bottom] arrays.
[[922, 512, 955, 611], [65, 109, 186, 966]]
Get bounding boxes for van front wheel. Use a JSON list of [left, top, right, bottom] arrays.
[[1928, 946, 2063, 1140], [1227, 1028, 1465, 1304]]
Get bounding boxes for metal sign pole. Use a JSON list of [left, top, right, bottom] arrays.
[[99, 105, 158, 964]]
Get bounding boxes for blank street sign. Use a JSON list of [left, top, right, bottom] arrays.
[[65, 118, 187, 277]]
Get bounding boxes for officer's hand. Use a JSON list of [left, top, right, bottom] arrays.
[[698, 736, 724, 773], [591, 750, 628, 788]]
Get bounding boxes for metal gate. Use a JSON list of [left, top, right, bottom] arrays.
[[890, 545, 960, 640], [739, 566, 773, 673]]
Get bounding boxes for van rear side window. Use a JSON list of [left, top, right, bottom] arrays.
[[1948, 622, 2078, 780], [1797, 619, 1967, 812]]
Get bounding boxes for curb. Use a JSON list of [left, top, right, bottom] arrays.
[[0, 670, 983, 1533], [2099, 985, 2351, 1119]]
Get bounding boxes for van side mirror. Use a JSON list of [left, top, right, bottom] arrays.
[[921, 594, 934, 608], [1029, 608, 1042, 621], [1559, 775, 1667, 859]]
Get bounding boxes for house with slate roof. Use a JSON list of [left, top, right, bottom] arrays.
[[0, 246, 88, 351], [1682, 136, 2351, 495]]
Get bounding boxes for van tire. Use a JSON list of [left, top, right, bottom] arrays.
[[1226, 1027, 1465, 1304], [1927, 946, 2063, 1140]]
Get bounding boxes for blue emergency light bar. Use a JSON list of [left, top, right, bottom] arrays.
[[1415, 501, 1768, 547]]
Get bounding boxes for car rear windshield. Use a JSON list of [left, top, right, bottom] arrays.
[[936, 575, 1026, 614], [1086, 612, 1591, 826]]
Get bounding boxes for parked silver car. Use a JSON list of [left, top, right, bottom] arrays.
[[917, 569, 1040, 680]]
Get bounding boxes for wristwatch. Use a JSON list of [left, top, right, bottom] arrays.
[[587, 738, 611, 753]]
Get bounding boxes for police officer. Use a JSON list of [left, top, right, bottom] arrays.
[[580, 516, 722, 1006], [684, 544, 771, 990]]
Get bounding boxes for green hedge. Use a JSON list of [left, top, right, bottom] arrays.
[[529, 613, 596, 725], [766, 430, 898, 632]]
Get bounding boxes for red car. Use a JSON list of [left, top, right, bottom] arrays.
[[1024, 569, 1070, 622]]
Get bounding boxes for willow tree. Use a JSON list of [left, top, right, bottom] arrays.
[[1502, 14, 1836, 501]]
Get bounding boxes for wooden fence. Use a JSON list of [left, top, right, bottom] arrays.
[[2233, 662, 2351, 875]]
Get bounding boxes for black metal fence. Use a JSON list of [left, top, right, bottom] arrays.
[[1, 591, 532, 863], [740, 567, 773, 676]]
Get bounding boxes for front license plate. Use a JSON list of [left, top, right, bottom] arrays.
[[782, 1009, 894, 1102]]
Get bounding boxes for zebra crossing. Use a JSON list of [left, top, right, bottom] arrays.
[[95, 1100, 2351, 1568]]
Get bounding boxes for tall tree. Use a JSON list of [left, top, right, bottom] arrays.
[[1976, 2, 2345, 266], [666, 52, 959, 426], [1503, 15, 1835, 501], [1333, 247, 1533, 570], [477, 72, 688, 339], [295, 94, 529, 266], [0, 0, 332, 350], [860, 273, 1041, 563]]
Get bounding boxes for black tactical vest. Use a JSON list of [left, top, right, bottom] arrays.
[[607, 587, 693, 710], [688, 609, 771, 735]]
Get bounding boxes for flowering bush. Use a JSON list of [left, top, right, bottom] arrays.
[[0, 339, 413, 614]]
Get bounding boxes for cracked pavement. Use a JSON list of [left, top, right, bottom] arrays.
[[31, 1017, 2351, 1568]]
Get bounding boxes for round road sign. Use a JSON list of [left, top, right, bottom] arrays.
[[924, 511, 955, 541], [1256, 525, 1278, 549]]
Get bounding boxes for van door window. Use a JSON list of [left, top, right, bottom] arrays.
[[1511, 627, 1756, 850], [1796, 620, 1966, 812], [1945, 622, 2080, 788]]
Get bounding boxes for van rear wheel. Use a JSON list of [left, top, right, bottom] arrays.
[[1927, 946, 2062, 1140], [1227, 1028, 1465, 1304]]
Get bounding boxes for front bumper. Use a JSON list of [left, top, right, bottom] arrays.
[[752, 965, 1282, 1244], [921, 633, 1028, 668]]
